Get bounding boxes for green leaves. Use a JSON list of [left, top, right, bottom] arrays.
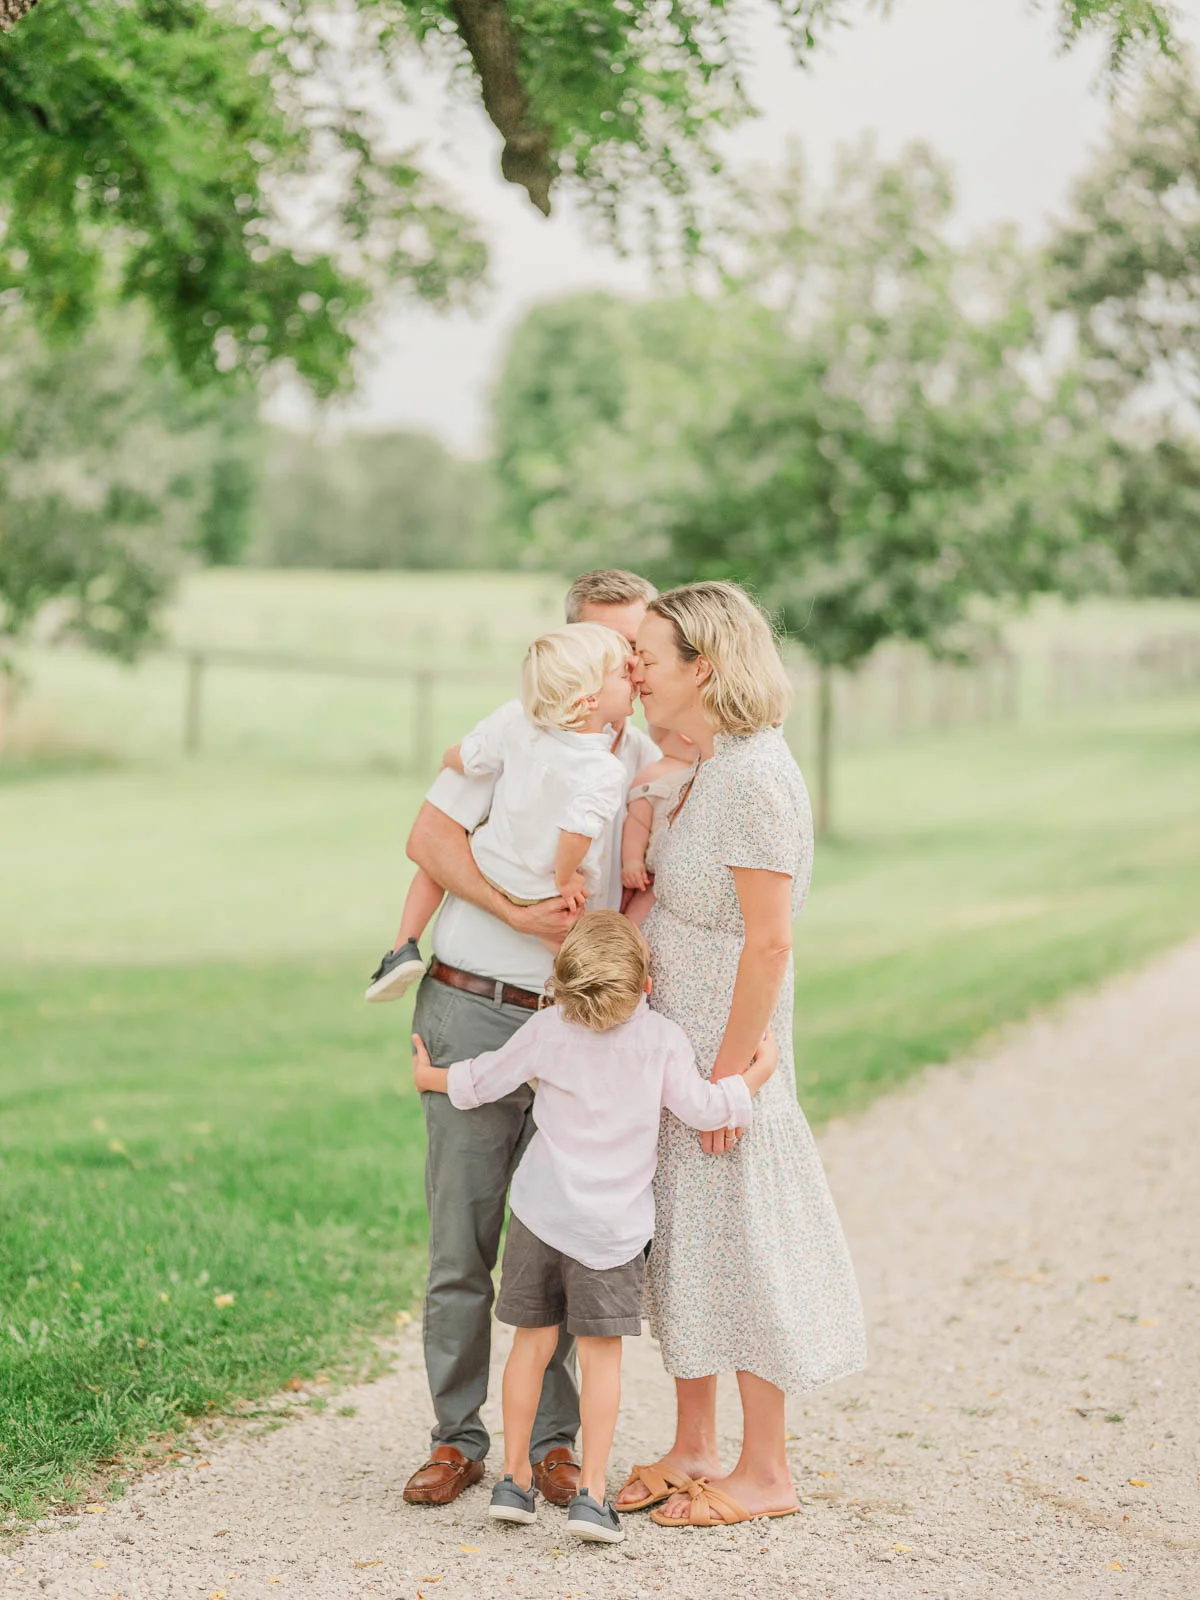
[[0, 306, 255, 661], [495, 146, 1100, 671], [0, 0, 485, 395]]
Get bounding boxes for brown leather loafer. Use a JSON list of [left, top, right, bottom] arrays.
[[403, 1445, 485, 1505], [532, 1447, 581, 1507]]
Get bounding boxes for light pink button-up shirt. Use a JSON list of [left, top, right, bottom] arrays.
[[447, 999, 753, 1271]]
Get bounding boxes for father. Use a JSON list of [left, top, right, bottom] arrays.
[[402, 569, 659, 1508]]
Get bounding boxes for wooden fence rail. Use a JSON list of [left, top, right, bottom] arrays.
[[150, 629, 1200, 769], [169, 647, 494, 771]]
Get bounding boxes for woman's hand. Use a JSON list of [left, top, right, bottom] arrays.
[[699, 1030, 777, 1152], [622, 858, 650, 891], [412, 1034, 449, 1095], [746, 1027, 779, 1092]]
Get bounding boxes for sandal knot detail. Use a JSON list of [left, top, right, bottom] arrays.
[[649, 1477, 801, 1528]]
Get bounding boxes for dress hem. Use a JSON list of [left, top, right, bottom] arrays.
[[653, 1349, 869, 1395]]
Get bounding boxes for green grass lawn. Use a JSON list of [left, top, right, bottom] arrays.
[[2, 690, 1199, 1516]]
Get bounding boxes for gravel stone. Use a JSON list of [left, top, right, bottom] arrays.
[[5, 939, 1199, 1599]]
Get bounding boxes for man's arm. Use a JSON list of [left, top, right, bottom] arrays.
[[406, 802, 577, 947]]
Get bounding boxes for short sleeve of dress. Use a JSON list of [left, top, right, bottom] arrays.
[[713, 759, 804, 880], [560, 756, 627, 840]]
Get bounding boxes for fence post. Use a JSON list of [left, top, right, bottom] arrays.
[[1000, 650, 1019, 721], [0, 670, 15, 758], [413, 670, 434, 774], [184, 652, 205, 755]]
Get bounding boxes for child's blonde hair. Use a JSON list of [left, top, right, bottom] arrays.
[[521, 623, 631, 732], [552, 910, 649, 1032]]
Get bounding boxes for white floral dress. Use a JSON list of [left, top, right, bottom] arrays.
[[644, 728, 867, 1392]]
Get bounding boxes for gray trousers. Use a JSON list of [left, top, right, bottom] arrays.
[[413, 973, 579, 1463]]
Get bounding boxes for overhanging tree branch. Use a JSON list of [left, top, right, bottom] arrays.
[[449, 0, 555, 216], [0, 0, 40, 32]]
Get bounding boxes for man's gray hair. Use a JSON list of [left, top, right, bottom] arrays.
[[564, 569, 658, 622]]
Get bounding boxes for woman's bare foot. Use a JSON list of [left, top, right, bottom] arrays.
[[615, 1452, 723, 1509], [654, 1467, 798, 1524]]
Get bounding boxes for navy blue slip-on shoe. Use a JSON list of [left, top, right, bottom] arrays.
[[365, 940, 425, 1003], [566, 1490, 624, 1543], [489, 1475, 538, 1525]]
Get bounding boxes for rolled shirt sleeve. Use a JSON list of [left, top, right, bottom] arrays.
[[559, 755, 628, 839], [660, 1032, 754, 1131], [458, 700, 523, 779]]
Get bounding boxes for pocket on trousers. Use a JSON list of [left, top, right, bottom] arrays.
[[413, 982, 462, 1067]]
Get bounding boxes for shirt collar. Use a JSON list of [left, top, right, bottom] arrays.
[[545, 724, 616, 753]]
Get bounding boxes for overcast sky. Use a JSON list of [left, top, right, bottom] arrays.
[[268, 0, 1199, 456]]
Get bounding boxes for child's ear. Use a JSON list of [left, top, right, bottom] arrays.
[[644, 976, 653, 995]]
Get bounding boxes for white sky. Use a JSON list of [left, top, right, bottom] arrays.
[[268, 0, 1200, 456]]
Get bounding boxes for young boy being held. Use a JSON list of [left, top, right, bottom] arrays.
[[412, 910, 777, 1543], [366, 623, 632, 1000]]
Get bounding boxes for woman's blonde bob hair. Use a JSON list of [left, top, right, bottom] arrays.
[[521, 622, 630, 732], [648, 581, 792, 735], [552, 910, 649, 1032]]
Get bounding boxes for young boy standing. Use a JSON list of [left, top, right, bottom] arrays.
[[412, 910, 777, 1542]]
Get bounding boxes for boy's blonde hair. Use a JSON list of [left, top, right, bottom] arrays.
[[648, 581, 793, 735], [552, 910, 649, 1032], [521, 622, 630, 732]]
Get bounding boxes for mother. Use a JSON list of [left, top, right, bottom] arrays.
[[619, 581, 866, 1527]]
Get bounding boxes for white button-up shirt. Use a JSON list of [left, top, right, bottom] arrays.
[[447, 999, 754, 1270], [459, 712, 627, 903], [426, 702, 659, 990]]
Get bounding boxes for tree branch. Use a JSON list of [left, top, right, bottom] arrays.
[[449, 0, 555, 216], [0, 0, 39, 33]]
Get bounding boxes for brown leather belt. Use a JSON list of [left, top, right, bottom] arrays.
[[428, 958, 552, 1012]]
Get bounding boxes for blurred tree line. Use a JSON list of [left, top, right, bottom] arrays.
[[249, 428, 495, 570], [1, 0, 1196, 729]]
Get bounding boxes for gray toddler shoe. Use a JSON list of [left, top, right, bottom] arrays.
[[489, 1475, 537, 1525], [566, 1490, 624, 1543], [365, 940, 425, 1003]]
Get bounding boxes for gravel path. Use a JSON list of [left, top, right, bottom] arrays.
[[6, 939, 1199, 1600]]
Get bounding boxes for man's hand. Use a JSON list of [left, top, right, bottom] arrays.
[[412, 1034, 450, 1095], [508, 895, 579, 947]]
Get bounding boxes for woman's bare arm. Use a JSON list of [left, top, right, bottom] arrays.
[[703, 866, 793, 1154]]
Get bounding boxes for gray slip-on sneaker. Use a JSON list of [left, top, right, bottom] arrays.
[[566, 1491, 624, 1543], [364, 940, 425, 1003], [489, 1475, 538, 1525]]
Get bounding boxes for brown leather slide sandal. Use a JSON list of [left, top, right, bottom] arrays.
[[615, 1460, 695, 1512], [650, 1478, 800, 1527]]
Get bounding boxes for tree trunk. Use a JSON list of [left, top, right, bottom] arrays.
[[815, 664, 833, 839], [449, 0, 556, 215], [0, 0, 39, 31]]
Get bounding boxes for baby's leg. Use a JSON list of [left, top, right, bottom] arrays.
[[501, 1325, 561, 1489], [394, 867, 445, 948], [577, 1336, 623, 1504]]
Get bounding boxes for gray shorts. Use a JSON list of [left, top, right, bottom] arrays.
[[496, 1215, 645, 1339]]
